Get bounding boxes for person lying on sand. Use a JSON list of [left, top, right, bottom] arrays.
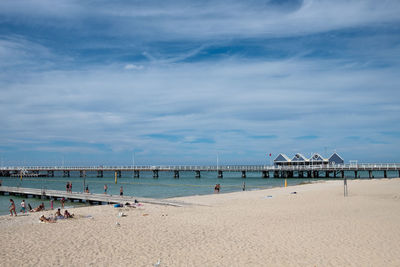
[[39, 215, 56, 223], [30, 203, 45, 212]]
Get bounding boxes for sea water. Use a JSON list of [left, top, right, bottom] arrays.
[[0, 170, 397, 215]]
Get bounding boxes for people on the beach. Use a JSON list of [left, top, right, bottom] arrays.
[[9, 199, 17, 216], [104, 184, 108, 194], [30, 203, 45, 212], [85, 185, 89, 193], [69, 182, 72, 193], [120, 186, 123, 196], [242, 181, 246, 191], [20, 200, 27, 213], [64, 210, 74, 218], [55, 208, 63, 218], [214, 184, 220, 193], [61, 197, 65, 208], [66, 182, 69, 193], [39, 215, 56, 223], [0, 179, 2, 186]]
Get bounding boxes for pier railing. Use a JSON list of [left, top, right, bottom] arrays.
[[1, 163, 400, 172]]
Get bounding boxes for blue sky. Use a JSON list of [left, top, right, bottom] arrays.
[[0, 0, 400, 166]]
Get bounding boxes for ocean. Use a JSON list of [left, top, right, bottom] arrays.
[[1, 170, 397, 215]]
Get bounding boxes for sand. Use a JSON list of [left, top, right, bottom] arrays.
[[1, 178, 400, 266]]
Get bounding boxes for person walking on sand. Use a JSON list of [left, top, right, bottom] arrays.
[[9, 199, 17, 216], [104, 184, 108, 194], [61, 197, 65, 208], [20, 200, 27, 213], [69, 182, 72, 193], [66, 182, 69, 193], [120, 186, 123, 196]]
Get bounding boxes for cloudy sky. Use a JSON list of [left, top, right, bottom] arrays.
[[1, 0, 400, 166]]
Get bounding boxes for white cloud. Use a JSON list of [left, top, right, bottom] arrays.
[[1, 0, 399, 40], [1, 56, 399, 163], [124, 64, 143, 70]]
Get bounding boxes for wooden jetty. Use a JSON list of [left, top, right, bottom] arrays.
[[0, 186, 185, 207], [1, 163, 400, 178]]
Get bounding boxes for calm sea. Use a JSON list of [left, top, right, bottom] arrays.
[[1, 170, 397, 215]]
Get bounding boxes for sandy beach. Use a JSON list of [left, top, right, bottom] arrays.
[[1, 178, 400, 266]]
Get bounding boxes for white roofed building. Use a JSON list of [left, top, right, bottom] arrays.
[[309, 153, 328, 165], [328, 152, 344, 164], [273, 153, 291, 166], [291, 153, 309, 165]]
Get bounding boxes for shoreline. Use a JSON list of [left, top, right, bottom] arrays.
[[0, 178, 324, 216], [1, 178, 400, 266]]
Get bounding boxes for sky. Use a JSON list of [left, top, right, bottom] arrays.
[[0, 0, 400, 166]]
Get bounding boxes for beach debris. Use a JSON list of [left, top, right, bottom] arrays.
[[118, 212, 127, 217], [264, 195, 273, 199], [142, 213, 149, 216], [290, 192, 297, 194], [153, 259, 161, 267], [115, 222, 120, 227]]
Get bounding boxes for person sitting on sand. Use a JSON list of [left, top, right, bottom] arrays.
[[39, 215, 56, 223], [55, 208, 64, 219], [64, 210, 74, 218]]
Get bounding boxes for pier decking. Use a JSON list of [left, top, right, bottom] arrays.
[[1, 163, 400, 178], [0, 186, 185, 207]]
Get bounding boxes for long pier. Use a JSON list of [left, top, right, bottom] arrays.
[[0, 186, 185, 207], [1, 163, 400, 178]]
